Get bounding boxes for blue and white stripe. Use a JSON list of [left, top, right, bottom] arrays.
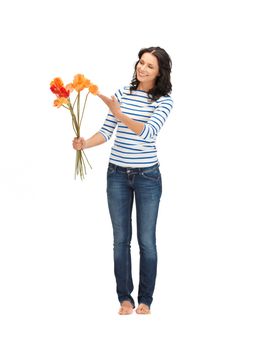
[[99, 86, 173, 168]]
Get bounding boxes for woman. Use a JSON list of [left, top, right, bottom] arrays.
[[73, 46, 173, 315]]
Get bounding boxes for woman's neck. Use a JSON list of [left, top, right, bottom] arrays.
[[137, 82, 154, 92]]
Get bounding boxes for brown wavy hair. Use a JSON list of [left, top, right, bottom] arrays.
[[130, 46, 172, 100]]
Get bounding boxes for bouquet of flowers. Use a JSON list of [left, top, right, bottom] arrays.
[[50, 74, 98, 180]]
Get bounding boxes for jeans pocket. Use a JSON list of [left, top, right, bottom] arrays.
[[141, 168, 161, 182]]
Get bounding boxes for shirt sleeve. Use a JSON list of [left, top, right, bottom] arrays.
[[98, 88, 124, 141], [139, 96, 173, 142]]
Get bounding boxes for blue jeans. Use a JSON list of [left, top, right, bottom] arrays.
[[106, 162, 162, 308]]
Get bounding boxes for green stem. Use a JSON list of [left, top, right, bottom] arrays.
[[80, 92, 89, 127], [69, 102, 79, 137], [72, 118, 78, 136], [72, 94, 78, 109], [74, 149, 92, 180], [77, 92, 80, 129], [82, 150, 92, 169]]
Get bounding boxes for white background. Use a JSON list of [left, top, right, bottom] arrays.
[[0, 0, 262, 349]]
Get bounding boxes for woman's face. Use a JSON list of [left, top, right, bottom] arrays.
[[136, 52, 159, 86]]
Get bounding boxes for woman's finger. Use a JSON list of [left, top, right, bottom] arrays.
[[98, 93, 111, 106]]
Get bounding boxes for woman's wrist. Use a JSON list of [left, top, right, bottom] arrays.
[[82, 139, 88, 149], [115, 111, 124, 120]]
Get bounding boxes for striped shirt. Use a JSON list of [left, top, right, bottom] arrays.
[[99, 86, 173, 168]]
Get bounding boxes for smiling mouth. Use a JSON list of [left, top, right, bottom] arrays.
[[138, 72, 148, 77]]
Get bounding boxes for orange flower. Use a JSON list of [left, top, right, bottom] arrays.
[[65, 83, 74, 93], [50, 73, 99, 180], [54, 97, 68, 108], [50, 77, 64, 88], [72, 74, 91, 92], [50, 77, 70, 98], [89, 84, 99, 95]]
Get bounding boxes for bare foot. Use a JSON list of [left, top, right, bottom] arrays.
[[118, 301, 134, 315], [136, 303, 151, 314]]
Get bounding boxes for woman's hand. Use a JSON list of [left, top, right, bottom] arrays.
[[98, 93, 144, 136], [98, 94, 121, 118], [72, 137, 86, 150]]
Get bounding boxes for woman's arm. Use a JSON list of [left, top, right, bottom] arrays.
[[72, 132, 106, 150], [98, 94, 144, 136], [114, 111, 144, 135]]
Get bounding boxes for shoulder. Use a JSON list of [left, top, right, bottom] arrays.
[[155, 94, 174, 110], [115, 85, 131, 95], [116, 86, 151, 102], [114, 86, 131, 100], [156, 94, 173, 103]]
